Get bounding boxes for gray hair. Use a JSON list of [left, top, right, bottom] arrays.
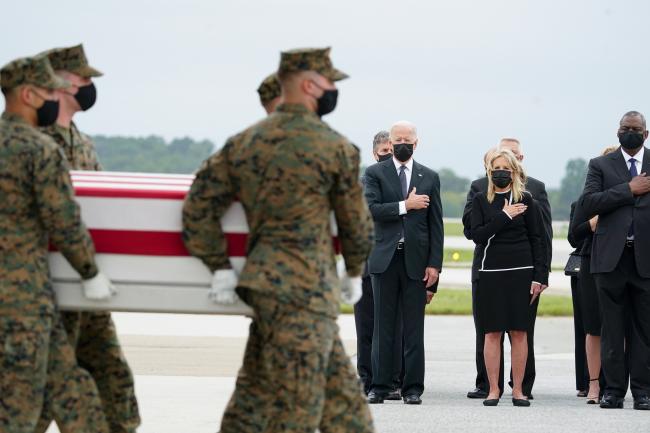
[[620, 111, 647, 129], [390, 120, 418, 139], [498, 137, 522, 153], [372, 130, 390, 152]]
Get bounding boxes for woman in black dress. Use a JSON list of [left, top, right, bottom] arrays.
[[568, 146, 617, 404], [471, 149, 548, 407]]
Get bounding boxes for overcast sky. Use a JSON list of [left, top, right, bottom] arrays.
[[3, 0, 650, 187]]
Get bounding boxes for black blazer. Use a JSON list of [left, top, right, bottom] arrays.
[[462, 176, 553, 280], [364, 159, 444, 287], [579, 147, 650, 277], [568, 200, 593, 257]]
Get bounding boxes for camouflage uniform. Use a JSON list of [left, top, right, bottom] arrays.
[[257, 72, 281, 106], [183, 47, 375, 432], [34, 45, 141, 433], [0, 55, 109, 432]]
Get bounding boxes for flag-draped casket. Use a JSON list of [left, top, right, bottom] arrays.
[[49, 171, 258, 315]]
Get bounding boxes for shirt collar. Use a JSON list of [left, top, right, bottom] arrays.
[[393, 157, 414, 172], [275, 103, 317, 117], [621, 145, 644, 163], [1, 111, 30, 125]]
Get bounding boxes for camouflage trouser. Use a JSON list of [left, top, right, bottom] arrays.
[[0, 313, 109, 433], [35, 311, 140, 433], [220, 289, 374, 433]]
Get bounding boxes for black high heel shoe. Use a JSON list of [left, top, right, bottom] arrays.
[[512, 398, 530, 407], [586, 378, 600, 404], [483, 398, 499, 406]]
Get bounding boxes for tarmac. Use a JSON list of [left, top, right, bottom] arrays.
[[45, 312, 649, 433]]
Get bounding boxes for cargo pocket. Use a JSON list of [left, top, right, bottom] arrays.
[[0, 318, 46, 370]]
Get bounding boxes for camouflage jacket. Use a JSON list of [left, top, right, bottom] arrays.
[[183, 103, 373, 317], [0, 112, 98, 317], [40, 122, 102, 170]]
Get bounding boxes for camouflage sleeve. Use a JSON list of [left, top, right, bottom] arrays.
[[82, 134, 103, 171], [330, 141, 374, 277], [34, 142, 98, 279], [182, 142, 235, 273]]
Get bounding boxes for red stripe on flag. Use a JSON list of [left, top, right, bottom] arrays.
[[50, 230, 342, 256], [75, 187, 189, 200]]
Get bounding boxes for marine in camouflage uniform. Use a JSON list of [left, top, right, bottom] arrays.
[[257, 72, 282, 114], [0, 55, 109, 433], [34, 44, 140, 433], [183, 47, 375, 432]]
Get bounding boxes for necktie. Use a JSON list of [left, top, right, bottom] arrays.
[[629, 158, 637, 238], [399, 165, 407, 199]]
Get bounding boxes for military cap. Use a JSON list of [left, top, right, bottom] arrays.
[[278, 47, 348, 81], [257, 73, 281, 105], [43, 44, 103, 78], [0, 55, 70, 91]]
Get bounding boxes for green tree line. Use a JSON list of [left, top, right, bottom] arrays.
[[93, 135, 587, 221]]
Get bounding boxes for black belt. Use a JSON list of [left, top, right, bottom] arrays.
[[625, 240, 634, 248], [396, 242, 405, 250]]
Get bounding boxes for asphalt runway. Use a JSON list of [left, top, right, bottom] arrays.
[[45, 313, 648, 433]]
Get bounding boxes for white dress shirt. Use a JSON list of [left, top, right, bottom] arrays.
[[394, 157, 414, 216], [622, 146, 644, 175], [621, 146, 644, 240]]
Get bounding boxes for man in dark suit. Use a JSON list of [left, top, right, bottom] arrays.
[[355, 130, 404, 399], [364, 121, 444, 405], [580, 111, 650, 410], [463, 138, 553, 399]]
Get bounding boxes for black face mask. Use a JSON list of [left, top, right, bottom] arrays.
[[316, 89, 338, 117], [491, 170, 512, 188], [377, 153, 393, 162], [618, 131, 645, 150], [74, 83, 97, 111], [36, 99, 60, 127], [393, 143, 414, 162]]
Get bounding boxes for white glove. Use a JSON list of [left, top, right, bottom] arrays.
[[341, 274, 363, 305], [209, 269, 240, 304], [337, 257, 363, 305], [82, 272, 117, 301]]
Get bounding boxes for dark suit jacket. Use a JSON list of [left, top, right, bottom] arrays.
[[568, 200, 593, 257], [462, 176, 553, 281], [579, 147, 650, 277], [364, 159, 444, 290]]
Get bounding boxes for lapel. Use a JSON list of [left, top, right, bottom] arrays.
[[409, 160, 425, 194], [381, 160, 404, 200], [642, 146, 650, 174], [610, 149, 631, 182]]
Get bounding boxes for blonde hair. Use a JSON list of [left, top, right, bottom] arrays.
[[602, 145, 618, 156], [483, 147, 498, 170], [486, 149, 527, 203]]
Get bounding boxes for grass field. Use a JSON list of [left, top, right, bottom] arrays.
[[341, 288, 573, 317], [444, 221, 465, 237]]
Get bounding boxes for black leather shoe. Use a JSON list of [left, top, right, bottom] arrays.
[[367, 391, 384, 404], [633, 396, 650, 410], [512, 398, 530, 407], [599, 394, 624, 409], [386, 388, 402, 401], [467, 388, 488, 399], [577, 390, 588, 397], [483, 398, 499, 406], [403, 394, 422, 405]]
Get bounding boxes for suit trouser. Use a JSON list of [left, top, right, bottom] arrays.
[[472, 280, 538, 395], [220, 289, 374, 433], [354, 275, 404, 394], [371, 249, 426, 397], [594, 246, 650, 399], [570, 275, 589, 391], [35, 311, 140, 433]]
